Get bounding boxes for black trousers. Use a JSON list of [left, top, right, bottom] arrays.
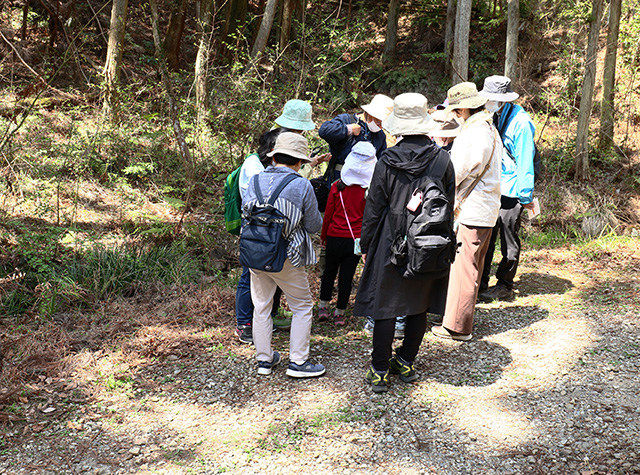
[[319, 236, 361, 310], [481, 196, 524, 290], [371, 313, 427, 372]]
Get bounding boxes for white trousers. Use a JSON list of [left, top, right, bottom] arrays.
[[250, 259, 313, 365]]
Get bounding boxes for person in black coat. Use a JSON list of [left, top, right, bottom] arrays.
[[354, 93, 456, 393]]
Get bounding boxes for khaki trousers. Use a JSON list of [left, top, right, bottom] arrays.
[[250, 260, 313, 365], [443, 224, 493, 335]]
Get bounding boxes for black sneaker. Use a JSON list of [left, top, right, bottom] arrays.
[[236, 324, 253, 344], [478, 284, 514, 302], [389, 354, 419, 383], [365, 366, 389, 393], [257, 351, 281, 375], [286, 360, 326, 378]]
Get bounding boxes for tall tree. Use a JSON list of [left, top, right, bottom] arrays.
[[221, 0, 248, 59], [599, 0, 622, 148], [451, 0, 472, 84], [504, 0, 519, 79], [279, 0, 293, 51], [195, 0, 214, 125], [575, 0, 604, 180], [102, 0, 129, 119], [444, 0, 456, 77], [382, 0, 401, 61], [164, 0, 189, 70], [251, 0, 279, 59]]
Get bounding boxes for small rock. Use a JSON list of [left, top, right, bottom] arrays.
[[129, 446, 141, 456], [167, 355, 179, 361]]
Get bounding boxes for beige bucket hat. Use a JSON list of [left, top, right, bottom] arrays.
[[382, 93, 431, 136], [267, 132, 311, 162], [361, 94, 394, 122], [427, 110, 462, 138], [445, 82, 488, 112]]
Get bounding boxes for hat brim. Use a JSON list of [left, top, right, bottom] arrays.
[[383, 114, 432, 136], [267, 148, 311, 162], [478, 90, 519, 102], [444, 95, 488, 113], [428, 125, 462, 138], [361, 104, 391, 121], [274, 116, 316, 131]]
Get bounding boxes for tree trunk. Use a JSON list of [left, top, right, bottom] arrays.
[[195, 0, 214, 125], [221, 0, 248, 59], [149, 0, 195, 222], [279, 0, 293, 51], [251, 0, 279, 59], [102, 0, 129, 119], [599, 0, 622, 149], [452, 0, 472, 85], [504, 0, 519, 79], [444, 0, 456, 77], [575, 0, 604, 180], [164, 0, 189, 70], [382, 0, 400, 61]]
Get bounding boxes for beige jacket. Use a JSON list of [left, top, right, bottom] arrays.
[[450, 111, 502, 227]]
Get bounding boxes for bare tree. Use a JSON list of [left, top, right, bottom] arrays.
[[251, 0, 279, 59], [164, 0, 189, 70], [444, 0, 456, 77], [599, 0, 622, 149], [195, 0, 214, 125], [382, 0, 400, 61], [575, 0, 604, 180], [504, 0, 519, 79], [279, 0, 293, 51], [102, 0, 129, 119], [451, 0, 472, 84]]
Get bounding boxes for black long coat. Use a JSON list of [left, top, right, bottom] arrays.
[[353, 136, 456, 320]]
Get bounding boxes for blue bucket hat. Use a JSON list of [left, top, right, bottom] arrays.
[[274, 100, 315, 131]]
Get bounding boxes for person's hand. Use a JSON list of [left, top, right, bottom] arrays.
[[350, 124, 361, 136], [361, 253, 366, 264], [316, 152, 331, 165], [321, 240, 326, 248], [522, 202, 535, 211], [308, 155, 320, 167]]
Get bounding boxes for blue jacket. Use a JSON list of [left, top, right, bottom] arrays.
[[318, 113, 387, 170], [495, 103, 536, 205]]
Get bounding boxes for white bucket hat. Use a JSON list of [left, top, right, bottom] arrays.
[[478, 75, 520, 102], [382, 93, 431, 136], [361, 94, 394, 122], [427, 110, 462, 138], [341, 141, 377, 187], [267, 132, 311, 162], [274, 100, 315, 131], [444, 82, 488, 112]]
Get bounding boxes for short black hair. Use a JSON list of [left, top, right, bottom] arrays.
[[257, 128, 283, 165], [272, 152, 302, 166], [469, 106, 485, 116]]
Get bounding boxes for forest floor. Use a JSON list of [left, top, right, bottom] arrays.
[[1, 233, 639, 475]]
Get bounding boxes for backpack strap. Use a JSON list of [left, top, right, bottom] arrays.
[[252, 172, 300, 206]]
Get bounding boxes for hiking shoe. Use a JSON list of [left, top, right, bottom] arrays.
[[236, 324, 253, 344], [389, 354, 419, 383], [317, 307, 330, 321], [257, 351, 281, 375], [478, 284, 514, 302], [363, 317, 374, 336], [431, 325, 472, 341], [334, 310, 346, 326], [365, 366, 389, 393], [286, 360, 326, 378], [394, 316, 406, 339]]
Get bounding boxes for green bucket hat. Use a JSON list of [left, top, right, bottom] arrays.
[[274, 100, 315, 131]]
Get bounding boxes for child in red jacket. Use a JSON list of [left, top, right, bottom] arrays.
[[318, 141, 377, 325]]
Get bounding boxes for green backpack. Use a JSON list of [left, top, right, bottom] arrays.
[[224, 166, 243, 235]]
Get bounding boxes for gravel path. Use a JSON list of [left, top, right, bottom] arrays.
[[1, 242, 639, 475]]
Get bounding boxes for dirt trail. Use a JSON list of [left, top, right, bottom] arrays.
[[1, 241, 640, 475]]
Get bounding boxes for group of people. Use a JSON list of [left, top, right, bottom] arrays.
[[232, 75, 537, 391]]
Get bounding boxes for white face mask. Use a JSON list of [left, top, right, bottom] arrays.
[[485, 101, 503, 113], [367, 120, 381, 133]]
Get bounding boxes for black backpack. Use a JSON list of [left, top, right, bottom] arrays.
[[239, 173, 299, 272], [497, 104, 542, 183], [390, 153, 457, 280]]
